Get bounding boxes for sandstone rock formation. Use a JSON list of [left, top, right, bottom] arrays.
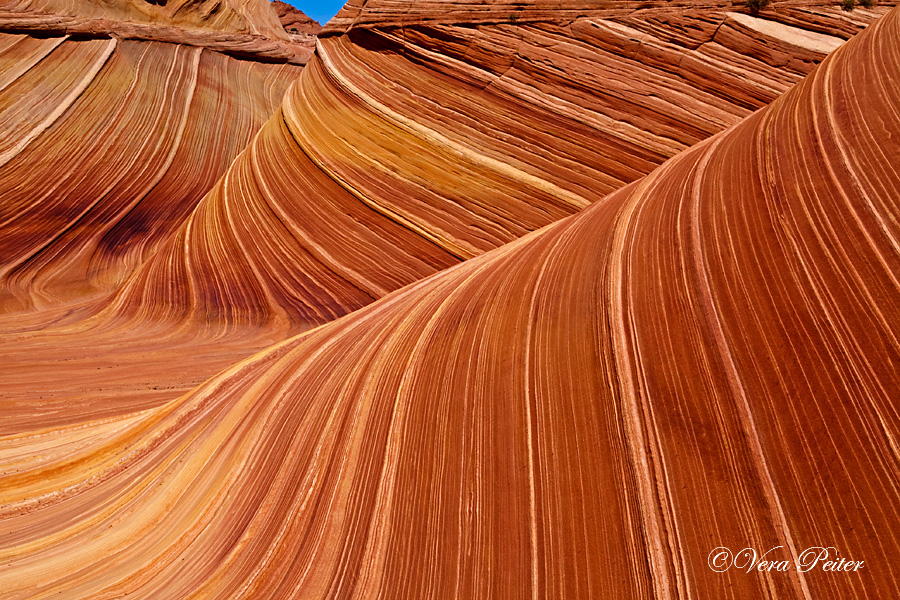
[[0, 34, 300, 312], [0, 0, 317, 61], [0, 5, 898, 597], [109, 0, 892, 334], [0, 0, 317, 314], [272, 1, 320, 50], [0, 0, 302, 431], [0, 0, 891, 463], [1, 0, 898, 597]]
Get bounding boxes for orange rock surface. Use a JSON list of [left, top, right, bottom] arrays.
[[0, 0, 302, 434], [111, 0, 892, 333], [0, 0, 319, 61], [0, 35, 300, 312], [0, 0, 289, 39], [1, 0, 899, 597]]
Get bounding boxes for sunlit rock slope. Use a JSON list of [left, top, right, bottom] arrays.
[[109, 0, 892, 333], [1, 5, 897, 598], [0, 0, 890, 458]]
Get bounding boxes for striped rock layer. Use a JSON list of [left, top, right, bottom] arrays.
[[0, 0, 289, 39], [0, 2, 303, 436], [110, 0, 892, 332], [0, 34, 300, 312], [1, 5, 898, 598], [3, 1, 876, 440]]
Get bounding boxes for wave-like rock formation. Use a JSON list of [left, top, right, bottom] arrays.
[[0, 33, 300, 312], [110, 0, 891, 333], [0, 0, 306, 435], [1, 5, 898, 597], [1, 0, 888, 447]]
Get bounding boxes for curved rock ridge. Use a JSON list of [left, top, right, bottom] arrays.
[[323, 0, 890, 34], [109, 0, 890, 332], [2, 6, 898, 597], [0, 33, 301, 312], [0, 11, 314, 63], [0, 0, 290, 39]]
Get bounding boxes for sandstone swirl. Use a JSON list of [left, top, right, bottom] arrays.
[[0, 0, 305, 433], [0, 26, 302, 313], [5, 0, 873, 438], [111, 0, 892, 332], [1, 5, 898, 599]]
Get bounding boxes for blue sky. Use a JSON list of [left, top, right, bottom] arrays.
[[277, 0, 346, 25]]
